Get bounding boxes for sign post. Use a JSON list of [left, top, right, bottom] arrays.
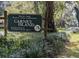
[[8, 14, 42, 32], [4, 11, 7, 37], [44, 17, 48, 39]]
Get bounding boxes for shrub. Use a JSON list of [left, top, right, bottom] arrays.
[[0, 32, 68, 58], [18, 32, 68, 58], [43, 32, 69, 57]]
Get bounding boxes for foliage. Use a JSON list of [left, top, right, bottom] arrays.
[[53, 2, 65, 26], [0, 32, 67, 58], [43, 32, 68, 57], [5, 1, 46, 16]]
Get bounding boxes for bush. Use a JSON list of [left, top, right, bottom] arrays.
[[43, 32, 67, 57], [16, 32, 68, 58], [0, 32, 68, 58]]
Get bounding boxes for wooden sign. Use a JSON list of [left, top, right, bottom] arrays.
[[8, 14, 42, 32]]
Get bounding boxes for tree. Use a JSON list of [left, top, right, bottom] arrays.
[[45, 1, 56, 32]]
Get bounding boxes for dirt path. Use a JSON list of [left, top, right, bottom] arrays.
[[58, 33, 79, 58]]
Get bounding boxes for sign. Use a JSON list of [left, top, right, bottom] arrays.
[[8, 14, 42, 32]]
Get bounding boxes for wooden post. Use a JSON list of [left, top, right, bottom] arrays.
[[4, 11, 7, 37], [44, 8, 47, 39], [44, 17, 48, 39]]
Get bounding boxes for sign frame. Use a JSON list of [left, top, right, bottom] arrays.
[[8, 14, 42, 32]]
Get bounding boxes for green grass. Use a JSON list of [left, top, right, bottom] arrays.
[[0, 28, 70, 58], [0, 30, 66, 58], [0, 32, 44, 57], [0, 28, 79, 58]]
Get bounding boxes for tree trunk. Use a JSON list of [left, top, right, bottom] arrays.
[[45, 1, 57, 32]]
